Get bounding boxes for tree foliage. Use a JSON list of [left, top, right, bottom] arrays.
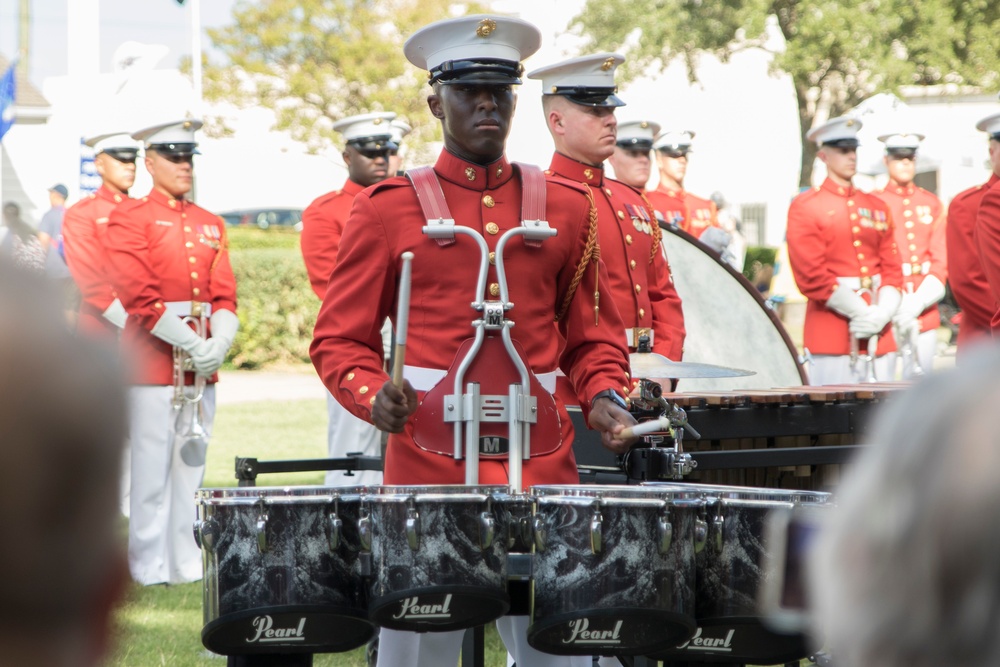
[[572, 0, 1000, 186], [202, 0, 484, 162]]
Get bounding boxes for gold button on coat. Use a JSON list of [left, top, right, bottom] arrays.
[[483, 194, 495, 208], [486, 222, 499, 235], [359, 386, 369, 395]]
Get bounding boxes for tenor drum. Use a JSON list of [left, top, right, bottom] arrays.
[[660, 226, 807, 390], [195, 486, 374, 655], [643, 483, 831, 663], [527, 485, 702, 656], [361, 485, 512, 632]]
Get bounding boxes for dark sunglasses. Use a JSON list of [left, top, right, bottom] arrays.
[[658, 147, 689, 158], [357, 148, 397, 160], [160, 153, 195, 164]]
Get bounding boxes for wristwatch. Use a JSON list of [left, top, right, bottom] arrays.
[[591, 389, 629, 411]]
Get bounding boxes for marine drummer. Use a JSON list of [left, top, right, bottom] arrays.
[[786, 116, 903, 385], [309, 13, 635, 667], [527, 53, 685, 365]]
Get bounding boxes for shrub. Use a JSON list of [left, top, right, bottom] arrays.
[[225, 230, 320, 369]]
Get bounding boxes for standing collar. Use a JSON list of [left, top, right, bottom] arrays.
[[887, 179, 915, 195], [342, 179, 366, 196], [147, 188, 188, 209], [96, 184, 127, 204], [434, 150, 514, 191], [655, 182, 683, 198], [820, 177, 856, 197], [547, 152, 604, 187]]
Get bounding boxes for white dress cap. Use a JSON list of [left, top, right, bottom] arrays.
[[877, 132, 924, 148], [526, 53, 626, 107], [131, 118, 203, 147], [404, 15, 542, 85], [85, 132, 142, 154], [806, 115, 862, 147], [389, 119, 412, 144], [616, 120, 661, 149], [332, 112, 397, 144], [653, 130, 696, 151], [976, 111, 1000, 138]]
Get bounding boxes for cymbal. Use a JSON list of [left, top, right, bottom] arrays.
[[629, 352, 756, 379]]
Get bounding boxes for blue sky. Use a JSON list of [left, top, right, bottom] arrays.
[[0, 0, 236, 83]]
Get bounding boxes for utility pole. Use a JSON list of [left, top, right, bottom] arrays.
[[18, 0, 29, 77]]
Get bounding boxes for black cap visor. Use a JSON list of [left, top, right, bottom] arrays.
[[886, 147, 917, 159], [657, 145, 691, 158], [347, 136, 398, 152], [431, 58, 523, 85], [101, 148, 140, 163], [549, 86, 625, 108], [149, 142, 200, 157], [616, 137, 653, 151], [822, 138, 860, 149]]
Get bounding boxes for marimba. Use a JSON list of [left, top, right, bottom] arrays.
[[571, 382, 909, 491]]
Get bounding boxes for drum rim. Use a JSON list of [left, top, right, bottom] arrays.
[[196, 485, 366, 503], [642, 481, 831, 504], [530, 484, 705, 501]]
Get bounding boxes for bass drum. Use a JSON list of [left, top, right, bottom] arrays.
[[660, 226, 807, 390]]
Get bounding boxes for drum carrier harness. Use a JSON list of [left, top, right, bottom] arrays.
[[405, 164, 557, 490]]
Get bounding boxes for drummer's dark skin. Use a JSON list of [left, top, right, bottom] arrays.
[[371, 80, 637, 454]]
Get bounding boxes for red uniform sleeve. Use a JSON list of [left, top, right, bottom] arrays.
[[927, 200, 948, 284], [948, 190, 996, 330], [62, 200, 116, 313], [786, 194, 839, 302], [975, 185, 1000, 331], [301, 194, 343, 300], [310, 194, 395, 423], [649, 247, 685, 360]]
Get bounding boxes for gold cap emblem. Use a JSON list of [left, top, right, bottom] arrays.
[[183, 121, 192, 129], [601, 57, 616, 71], [476, 18, 497, 37], [640, 121, 648, 128], [846, 119, 855, 127], [373, 117, 382, 125]]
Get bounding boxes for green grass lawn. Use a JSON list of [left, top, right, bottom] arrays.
[[107, 396, 507, 666]]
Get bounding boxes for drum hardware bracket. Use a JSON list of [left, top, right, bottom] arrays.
[[233, 455, 383, 487], [505, 552, 533, 581]]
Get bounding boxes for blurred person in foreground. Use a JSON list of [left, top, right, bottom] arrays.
[[0, 264, 129, 667], [105, 119, 239, 585], [1, 201, 46, 272], [810, 346, 1000, 667], [947, 110, 1000, 352], [874, 131, 946, 377], [301, 112, 400, 486]]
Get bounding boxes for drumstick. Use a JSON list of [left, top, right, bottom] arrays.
[[391, 252, 415, 388], [619, 416, 672, 440]]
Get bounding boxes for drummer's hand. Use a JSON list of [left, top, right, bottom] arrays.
[[588, 399, 639, 454], [371, 379, 418, 433]]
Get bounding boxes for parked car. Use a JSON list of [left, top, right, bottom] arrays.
[[219, 208, 304, 232]]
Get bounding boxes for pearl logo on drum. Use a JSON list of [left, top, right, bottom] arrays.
[[677, 626, 736, 652], [246, 615, 306, 644], [392, 594, 454, 620], [562, 618, 624, 645]]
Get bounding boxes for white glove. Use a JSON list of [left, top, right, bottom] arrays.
[[102, 298, 127, 329], [914, 275, 946, 310], [698, 226, 732, 254], [150, 313, 210, 357], [893, 291, 925, 326], [191, 309, 239, 377], [848, 287, 900, 338], [849, 305, 887, 338], [825, 284, 869, 319]]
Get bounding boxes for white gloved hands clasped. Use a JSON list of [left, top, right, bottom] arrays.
[[191, 309, 239, 377], [849, 286, 901, 339], [150, 313, 211, 357], [892, 276, 945, 332]]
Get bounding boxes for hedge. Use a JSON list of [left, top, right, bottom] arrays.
[[226, 229, 319, 369]]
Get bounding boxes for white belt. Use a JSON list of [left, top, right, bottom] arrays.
[[625, 327, 654, 348], [164, 301, 212, 318], [403, 364, 558, 394], [902, 261, 931, 277], [836, 274, 881, 291]]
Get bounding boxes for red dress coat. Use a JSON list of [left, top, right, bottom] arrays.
[[62, 185, 128, 339], [947, 175, 998, 348], [645, 185, 719, 238], [301, 179, 366, 300], [546, 153, 685, 362], [875, 181, 947, 334], [974, 178, 1000, 336], [105, 189, 238, 385], [310, 150, 631, 490], [786, 178, 903, 356]]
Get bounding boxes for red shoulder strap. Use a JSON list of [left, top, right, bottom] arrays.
[[406, 166, 456, 247], [515, 162, 546, 248]]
